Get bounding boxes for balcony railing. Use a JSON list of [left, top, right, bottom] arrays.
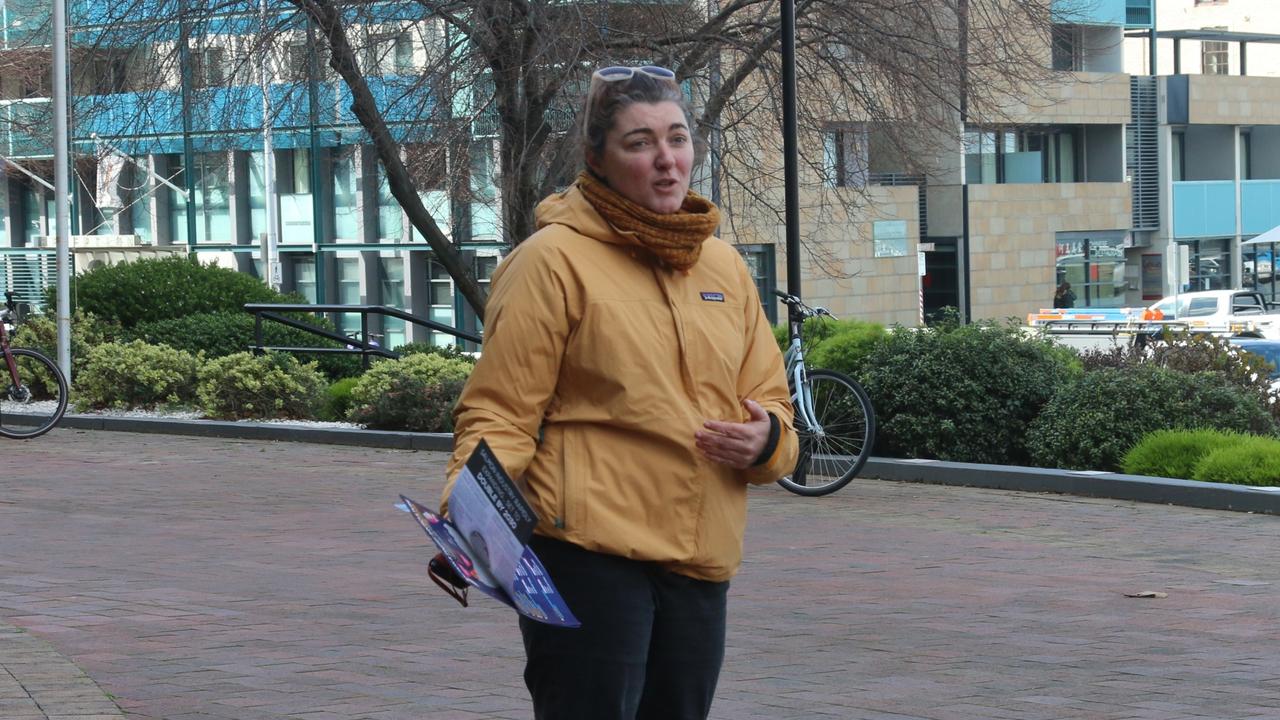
[[1173, 180, 1236, 239], [1243, 180, 1280, 236]]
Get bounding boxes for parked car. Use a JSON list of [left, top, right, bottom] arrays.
[[1227, 337, 1280, 392]]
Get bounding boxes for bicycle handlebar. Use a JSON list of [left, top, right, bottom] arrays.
[[772, 290, 834, 320]]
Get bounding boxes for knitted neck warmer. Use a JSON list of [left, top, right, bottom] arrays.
[[576, 171, 721, 272]]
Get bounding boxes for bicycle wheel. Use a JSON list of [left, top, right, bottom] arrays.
[[777, 369, 875, 497], [0, 348, 68, 440]]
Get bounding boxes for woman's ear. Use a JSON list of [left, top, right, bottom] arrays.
[[585, 150, 603, 177]]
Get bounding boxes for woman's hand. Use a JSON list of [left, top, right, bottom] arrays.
[[695, 399, 771, 470]]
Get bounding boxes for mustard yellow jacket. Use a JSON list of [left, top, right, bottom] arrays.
[[443, 185, 798, 581]]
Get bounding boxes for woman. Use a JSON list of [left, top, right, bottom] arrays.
[[442, 65, 798, 719]]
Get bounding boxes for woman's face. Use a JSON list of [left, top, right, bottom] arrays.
[[587, 101, 694, 214]]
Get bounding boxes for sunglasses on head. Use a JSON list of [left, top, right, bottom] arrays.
[[591, 65, 677, 84]]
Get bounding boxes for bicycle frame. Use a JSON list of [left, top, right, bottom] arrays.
[[1, 306, 21, 390], [785, 313, 822, 434]]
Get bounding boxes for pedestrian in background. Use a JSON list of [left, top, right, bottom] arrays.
[[1055, 280, 1077, 308]]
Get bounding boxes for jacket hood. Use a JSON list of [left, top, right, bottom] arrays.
[[534, 183, 630, 247]]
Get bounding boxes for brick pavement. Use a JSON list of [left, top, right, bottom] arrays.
[[5, 428, 1280, 719]]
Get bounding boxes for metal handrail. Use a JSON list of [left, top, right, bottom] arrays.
[[243, 303, 482, 369]]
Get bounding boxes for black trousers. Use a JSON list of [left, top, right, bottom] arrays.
[[519, 535, 730, 720]]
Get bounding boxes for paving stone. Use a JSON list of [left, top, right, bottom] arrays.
[[5, 428, 1280, 718]]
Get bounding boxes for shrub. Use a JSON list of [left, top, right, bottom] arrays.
[[804, 320, 887, 378], [347, 353, 473, 413], [1121, 428, 1249, 479], [11, 310, 122, 378], [392, 341, 477, 364], [196, 351, 326, 420], [75, 340, 201, 410], [128, 311, 361, 380], [319, 377, 361, 421], [349, 377, 466, 432], [1080, 331, 1280, 421], [859, 319, 1077, 465], [1192, 436, 1280, 486], [1028, 365, 1277, 471], [58, 255, 296, 328]]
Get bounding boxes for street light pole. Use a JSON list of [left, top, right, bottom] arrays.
[[52, 0, 70, 379], [781, 0, 800, 298]]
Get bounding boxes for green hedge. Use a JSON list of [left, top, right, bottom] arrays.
[[1028, 366, 1277, 471], [347, 353, 473, 414], [75, 340, 201, 410], [1121, 429, 1249, 479], [349, 376, 466, 432], [59, 256, 296, 328], [196, 351, 326, 420], [128, 311, 361, 380], [859, 320, 1076, 465], [1193, 437, 1280, 486]]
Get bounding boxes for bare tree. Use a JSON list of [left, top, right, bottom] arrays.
[[17, 0, 1064, 319]]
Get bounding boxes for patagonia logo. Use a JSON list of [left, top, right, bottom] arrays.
[[700, 292, 726, 302]]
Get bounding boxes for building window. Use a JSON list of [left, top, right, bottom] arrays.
[[736, 245, 777, 324], [1051, 25, 1083, 72], [965, 126, 1082, 184], [379, 256, 406, 350], [427, 259, 456, 347], [292, 256, 317, 303], [332, 148, 359, 241], [191, 45, 226, 88], [284, 41, 311, 82], [336, 256, 363, 337], [1202, 37, 1229, 75], [823, 126, 866, 188], [1055, 233, 1128, 308], [364, 32, 413, 76]]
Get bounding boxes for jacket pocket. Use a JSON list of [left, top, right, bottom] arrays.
[[557, 424, 587, 532]]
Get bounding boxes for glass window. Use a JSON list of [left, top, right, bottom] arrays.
[[1184, 238, 1229, 291], [292, 256, 317, 303], [1244, 241, 1277, 303], [379, 256, 406, 350], [1051, 25, 1083, 72], [1055, 234, 1128, 308], [336, 257, 362, 337], [736, 245, 777, 323], [1202, 40, 1229, 75], [823, 127, 867, 188], [195, 152, 231, 243], [332, 148, 359, 241], [377, 164, 402, 241], [248, 151, 267, 242], [428, 259, 456, 347]]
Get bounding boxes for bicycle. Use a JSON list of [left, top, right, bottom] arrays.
[[773, 290, 876, 496], [1, 291, 68, 439]]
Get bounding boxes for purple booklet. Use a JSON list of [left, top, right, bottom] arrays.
[[400, 440, 579, 627]]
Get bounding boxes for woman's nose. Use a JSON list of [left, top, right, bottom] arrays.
[[654, 142, 675, 168]]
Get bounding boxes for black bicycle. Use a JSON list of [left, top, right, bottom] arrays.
[[774, 290, 876, 496], [1, 291, 68, 439]]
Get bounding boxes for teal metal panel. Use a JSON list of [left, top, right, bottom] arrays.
[[1243, 180, 1280, 235], [1125, 0, 1153, 28], [1053, 0, 1126, 26], [1173, 181, 1236, 239]]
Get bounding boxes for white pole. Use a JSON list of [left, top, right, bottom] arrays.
[[52, 0, 70, 379], [260, 0, 280, 290]]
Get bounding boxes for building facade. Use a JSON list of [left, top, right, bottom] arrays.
[[2, 0, 1279, 337]]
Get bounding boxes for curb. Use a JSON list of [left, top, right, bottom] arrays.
[[866, 458, 1280, 516], [50, 415, 1280, 516], [53, 414, 454, 452]]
